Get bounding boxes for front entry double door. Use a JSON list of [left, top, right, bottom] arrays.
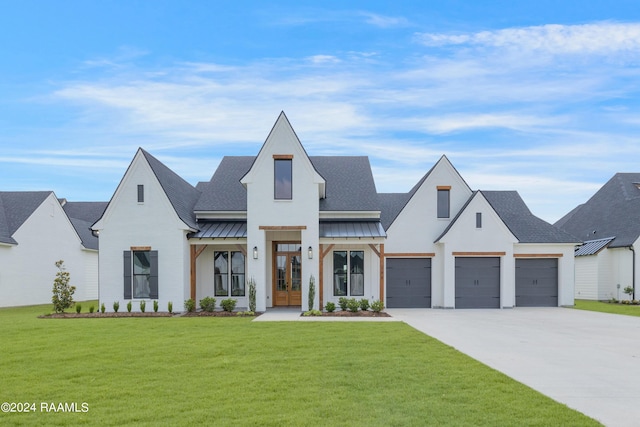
[[273, 243, 302, 306]]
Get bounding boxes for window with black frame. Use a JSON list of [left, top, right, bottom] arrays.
[[333, 250, 364, 297], [215, 251, 245, 297]]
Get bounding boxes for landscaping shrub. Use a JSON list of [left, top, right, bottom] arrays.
[[168, 301, 173, 313], [75, 304, 82, 314], [303, 309, 322, 316], [89, 305, 95, 313], [371, 299, 384, 312], [51, 260, 76, 313], [338, 297, 349, 311], [347, 298, 359, 313], [184, 298, 196, 313], [127, 301, 132, 312], [153, 300, 159, 312], [248, 277, 257, 312], [624, 286, 634, 300], [359, 298, 370, 311], [325, 302, 336, 312], [113, 301, 119, 313], [199, 296, 216, 312], [100, 303, 106, 314], [220, 298, 237, 312], [140, 300, 146, 313], [236, 311, 255, 317]]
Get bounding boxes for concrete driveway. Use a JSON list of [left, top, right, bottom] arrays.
[[387, 307, 640, 427]]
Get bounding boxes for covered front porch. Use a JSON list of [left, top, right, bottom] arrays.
[[189, 221, 250, 307], [188, 220, 386, 312]]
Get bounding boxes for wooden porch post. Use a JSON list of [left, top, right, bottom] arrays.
[[190, 245, 208, 300]]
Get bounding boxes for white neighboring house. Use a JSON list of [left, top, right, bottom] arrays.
[[0, 192, 105, 307], [94, 112, 579, 312], [556, 173, 640, 301]]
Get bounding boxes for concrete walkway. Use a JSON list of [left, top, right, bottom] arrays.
[[253, 308, 399, 322], [387, 307, 640, 427]]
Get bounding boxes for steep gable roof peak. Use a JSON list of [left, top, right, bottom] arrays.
[[139, 149, 201, 230]]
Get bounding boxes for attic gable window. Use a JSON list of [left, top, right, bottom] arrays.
[[137, 185, 144, 203], [274, 155, 293, 200], [437, 186, 450, 218]]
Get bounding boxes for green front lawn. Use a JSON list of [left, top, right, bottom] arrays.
[[0, 304, 598, 426], [573, 299, 640, 317]]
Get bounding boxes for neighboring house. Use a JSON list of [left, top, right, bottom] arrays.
[[0, 192, 105, 307], [93, 112, 578, 312], [61, 200, 108, 301], [555, 173, 640, 301]]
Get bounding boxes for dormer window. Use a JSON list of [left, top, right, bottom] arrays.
[[274, 155, 293, 200], [437, 186, 450, 218]]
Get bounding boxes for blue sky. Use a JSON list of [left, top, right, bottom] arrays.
[[2, 1, 640, 223]]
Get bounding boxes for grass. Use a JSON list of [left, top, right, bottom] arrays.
[[573, 299, 640, 317], [0, 304, 599, 426]]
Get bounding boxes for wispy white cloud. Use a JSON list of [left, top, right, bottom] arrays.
[[31, 20, 640, 222], [360, 12, 410, 28], [408, 113, 565, 134], [416, 22, 640, 56], [307, 54, 341, 64]]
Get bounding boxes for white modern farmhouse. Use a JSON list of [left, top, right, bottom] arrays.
[[92, 112, 578, 312]]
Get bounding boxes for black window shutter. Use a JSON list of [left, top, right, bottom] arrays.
[[123, 251, 132, 299], [149, 250, 159, 299]]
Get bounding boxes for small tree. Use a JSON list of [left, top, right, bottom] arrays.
[[248, 277, 257, 313], [52, 260, 75, 313], [623, 286, 634, 300], [308, 275, 316, 311]]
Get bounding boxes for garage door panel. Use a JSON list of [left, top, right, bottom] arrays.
[[386, 258, 431, 308], [455, 257, 500, 309], [516, 259, 558, 307]]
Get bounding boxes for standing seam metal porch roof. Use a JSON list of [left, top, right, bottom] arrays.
[[319, 221, 386, 238], [189, 221, 247, 239], [189, 220, 385, 239], [574, 237, 616, 256]]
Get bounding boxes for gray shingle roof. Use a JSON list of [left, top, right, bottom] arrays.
[[63, 202, 108, 250], [0, 192, 51, 245], [483, 191, 580, 243], [312, 157, 378, 212], [554, 173, 640, 247], [194, 156, 253, 212], [141, 149, 201, 230], [194, 156, 380, 213], [378, 193, 411, 230]]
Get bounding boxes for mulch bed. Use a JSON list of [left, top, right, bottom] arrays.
[[312, 311, 390, 317], [39, 312, 173, 318], [40, 311, 261, 318], [181, 311, 260, 317]]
